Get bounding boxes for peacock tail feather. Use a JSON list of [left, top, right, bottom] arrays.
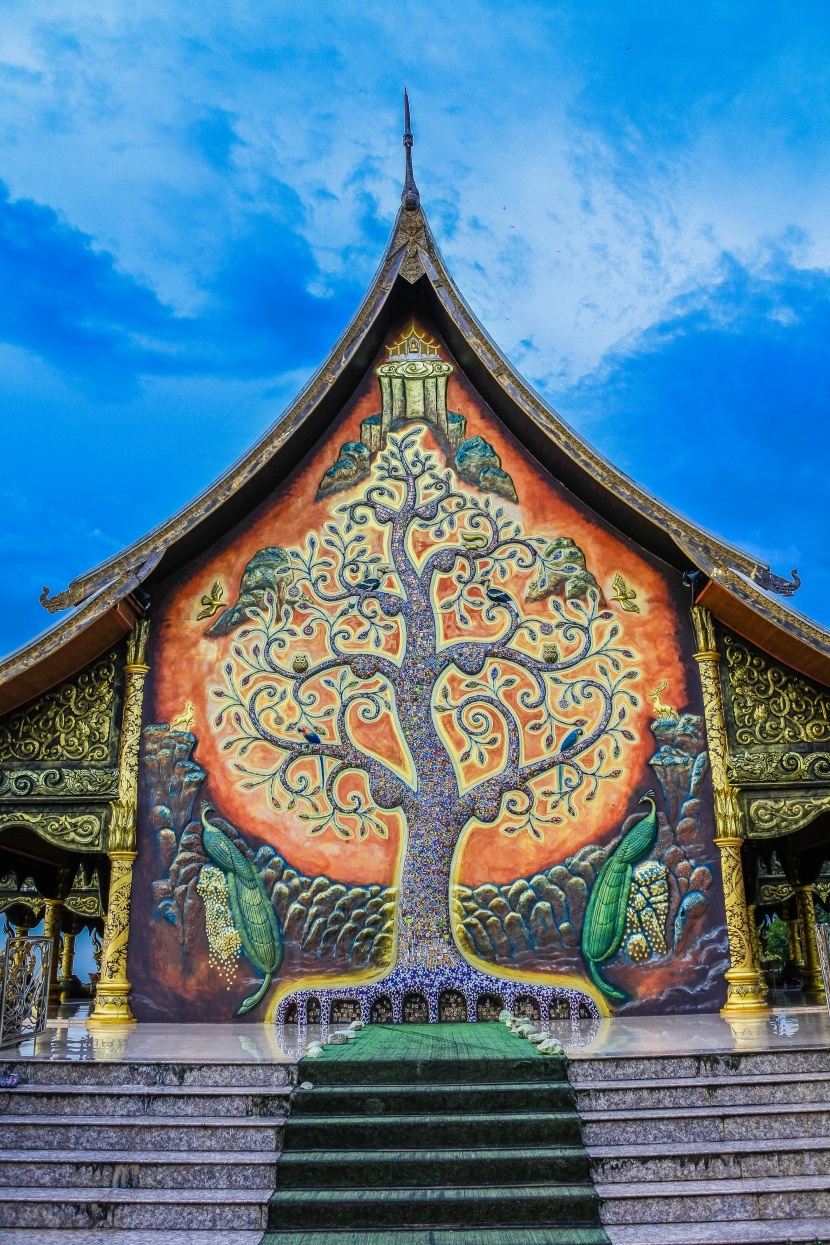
[[201, 809, 284, 1013], [581, 794, 659, 999], [582, 857, 634, 966]]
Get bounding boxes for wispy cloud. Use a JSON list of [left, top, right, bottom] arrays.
[[555, 243, 830, 624], [0, 179, 362, 396], [0, 0, 829, 653]]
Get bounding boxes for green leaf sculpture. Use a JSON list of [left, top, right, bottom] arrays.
[[581, 790, 659, 1001], [201, 808, 284, 1014]]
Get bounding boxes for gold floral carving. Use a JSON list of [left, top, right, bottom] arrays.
[[0, 768, 119, 800], [748, 792, 830, 837], [65, 893, 103, 918], [691, 606, 769, 1014], [724, 635, 830, 746], [758, 882, 794, 905], [726, 750, 830, 785], [0, 809, 103, 851], [89, 620, 150, 1027], [0, 653, 116, 764]]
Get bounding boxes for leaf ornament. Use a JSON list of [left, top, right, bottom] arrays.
[[580, 792, 658, 1001], [200, 808, 283, 1014]]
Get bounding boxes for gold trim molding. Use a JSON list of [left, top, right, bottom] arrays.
[[726, 750, 830, 785], [0, 768, 119, 800]]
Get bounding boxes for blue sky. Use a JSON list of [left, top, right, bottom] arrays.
[[1, 1, 829, 655]]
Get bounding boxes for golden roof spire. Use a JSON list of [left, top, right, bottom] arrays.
[[401, 89, 420, 211]]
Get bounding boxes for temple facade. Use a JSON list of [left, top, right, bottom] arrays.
[[2, 122, 830, 1031]]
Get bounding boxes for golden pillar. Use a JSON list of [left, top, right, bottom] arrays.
[[58, 930, 77, 1003], [747, 903, 765, 979], [89, 619, 150, 1027], [691, 606, 770, 1015], [794, 885, 826, 1000], [42, 897, 64, 1013], [786, 898, 805, 968]]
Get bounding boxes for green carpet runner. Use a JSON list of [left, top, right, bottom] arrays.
[[261, 1023, 608, 1244]]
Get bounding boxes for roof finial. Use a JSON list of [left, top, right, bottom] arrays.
[[401, 89, 420, 211]]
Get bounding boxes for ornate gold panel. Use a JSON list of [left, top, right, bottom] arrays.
[[0, 809, 105, 852], [748, 792, 830, 838], [723, 635, 830, 747], [0, 653, 117, 765]]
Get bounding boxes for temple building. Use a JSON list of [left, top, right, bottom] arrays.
[[2, 103, 830, 1038]]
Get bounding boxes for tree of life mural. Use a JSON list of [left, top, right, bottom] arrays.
[[210, 425, 642, 1019]]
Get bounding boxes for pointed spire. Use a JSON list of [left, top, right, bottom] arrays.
[[401, 89, 420, 211]]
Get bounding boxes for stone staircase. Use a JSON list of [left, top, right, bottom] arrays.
[[0, 1054, 293, 1239], [573, 1046, 830, 1245], [261, 1024, 608, 1243]]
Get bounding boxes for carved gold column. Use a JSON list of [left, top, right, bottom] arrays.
[[691, 606, 770, 1015], [794, 885, 826, 1000], [785, 898, 805, 968], [89, 619, 150, 1027], [42, 897, 64, 1012], [747, 903, 765, 978], [58, 929, 76, 1003]]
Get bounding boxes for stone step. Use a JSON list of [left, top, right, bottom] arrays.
[[605, 1218, 830, 1244], [282, 1109, 584, 1150], [0, 1148, 279, 1189], [0, 1084, 290, 1117], [573, 1070, 830, 1111], [290, 1080, 575, 1117], [0, 1060, 294, 1088], [589, 1134, 830, 1182], [299, 1055, 568, 1087], [595, 1172, 830, 1226], [277, 1144, 590, 1188], [581, 1099, 830, 1144], [263, 1229, 611, 1244], [0, 1186, 269, 1230], [571, 1048, 830, 1083], [0, 1229, 610, 1245], [266, 1183, 602, 1230], [0, 1114, 282, 1151]]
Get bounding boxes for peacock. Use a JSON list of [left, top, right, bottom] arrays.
[[581, 790, 659, 1001], [201, 809, 284, 1014]]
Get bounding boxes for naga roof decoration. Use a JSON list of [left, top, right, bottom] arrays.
[[1, 100, 828, 711]]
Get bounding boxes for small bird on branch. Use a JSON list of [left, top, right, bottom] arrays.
[[482, 579, 514, 607]]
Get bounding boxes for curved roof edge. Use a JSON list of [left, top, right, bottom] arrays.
[[2, 195, 828, 710]]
